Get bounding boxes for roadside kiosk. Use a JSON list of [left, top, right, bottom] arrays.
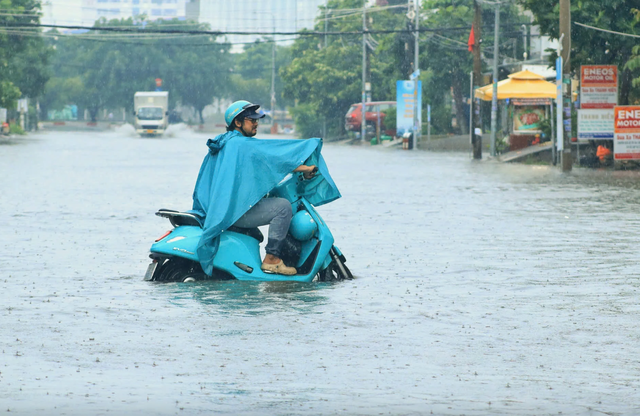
[[475, 70, 557, 152]]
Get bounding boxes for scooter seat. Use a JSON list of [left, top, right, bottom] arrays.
[[156, 209, 203, 228], [156, 209, 264, 243]]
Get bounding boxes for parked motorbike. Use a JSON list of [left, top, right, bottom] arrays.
[[144, 169, 353, 283]]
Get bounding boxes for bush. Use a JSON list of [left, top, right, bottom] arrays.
[[9, 123, 25, 135], [382, 107, 396, 131], [289, 103, 323, 138], [289, 102, 346, 139], [429, 104, 453, 135]]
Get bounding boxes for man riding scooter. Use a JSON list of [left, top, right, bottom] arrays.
[[191, 100, 318, 276]]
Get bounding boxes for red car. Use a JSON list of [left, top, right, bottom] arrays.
[[345, 101, 396, 135]]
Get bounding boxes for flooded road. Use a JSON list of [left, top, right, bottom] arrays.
[[2, 128, 640, 415]]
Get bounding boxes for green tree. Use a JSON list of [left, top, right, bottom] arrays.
[[622, 8, 640, 98], [0, 0, 51, 108], [282, 35, 362, 137], [519, 0, 640, 104], [157, 20, 231, 123], [168, 47, 230, 124], [41, 76, 83, 111], [0, 81, 21, 109], [8, 33, 52, 100], [281, 0, 527, 138], [231, 39, 293, 113], [421, 0, 527, 134], [281, 0, 408, 138], [43, 17, 231, 122]]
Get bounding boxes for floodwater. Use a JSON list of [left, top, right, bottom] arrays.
[[2, 127, 640, 415]]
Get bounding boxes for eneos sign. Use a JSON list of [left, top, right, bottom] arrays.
[[582, 66, 617, 85], [614, 106, 640, 160], [581, 65, 618, 109]]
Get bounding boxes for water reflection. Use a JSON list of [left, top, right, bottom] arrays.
[[153, 279, 336, 316]]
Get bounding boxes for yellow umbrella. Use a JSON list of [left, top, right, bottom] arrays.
[[475, 70, 557, 101]]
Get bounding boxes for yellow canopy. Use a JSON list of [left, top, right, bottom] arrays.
[[475, 70, 557, 101]]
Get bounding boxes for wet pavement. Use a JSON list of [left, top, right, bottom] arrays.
[[2, 126, 640, 415]]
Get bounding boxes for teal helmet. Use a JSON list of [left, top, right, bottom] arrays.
[[289, 211, 318, 241], [224, 100, 264, 127]]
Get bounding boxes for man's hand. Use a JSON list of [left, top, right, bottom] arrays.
[[294, 164, 318, 179]]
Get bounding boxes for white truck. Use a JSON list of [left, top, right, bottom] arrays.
[[133, 91, 169, 137]]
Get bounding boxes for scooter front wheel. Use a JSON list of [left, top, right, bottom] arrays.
[[154, 258, 206, 283], [317, 264, 338, 282]]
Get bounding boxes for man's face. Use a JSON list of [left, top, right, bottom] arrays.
[[236, 117, 258, 137]]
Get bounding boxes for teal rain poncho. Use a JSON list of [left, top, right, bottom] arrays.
[[190, 131, 341, 275]]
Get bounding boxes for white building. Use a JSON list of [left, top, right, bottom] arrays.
[[40, 0, 187, 27], [40, 0, 84, 26], [194, 0, 326, 51]]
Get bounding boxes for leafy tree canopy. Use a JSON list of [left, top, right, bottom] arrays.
[[281, 0, 409, 138], [43, 17, 231, 122], [0, 0, 51, 108], [519, 0, 640, 104], [280, 0, 527, 137], [421, 0, 527, 134], [231, 39, 294, 113]]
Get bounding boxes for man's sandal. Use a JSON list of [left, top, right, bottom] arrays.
[[261, 260, 297, 276]]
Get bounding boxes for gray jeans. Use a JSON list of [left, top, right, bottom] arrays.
[[233, 197, 292, 258]]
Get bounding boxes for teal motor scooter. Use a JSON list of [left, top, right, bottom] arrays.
[[144, 170, 353, 283]]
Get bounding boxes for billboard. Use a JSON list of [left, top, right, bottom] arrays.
[[580, 65, 618, 109], [577, 109, 614, 141], [396, 80, 422, 136], [614, 106, 640, 160]]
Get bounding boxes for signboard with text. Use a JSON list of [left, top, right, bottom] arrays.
[[577, 109, 614, 141], [396, 80, 422, 136], [614, 106, 640, 160], [580, 65, 618, 109]]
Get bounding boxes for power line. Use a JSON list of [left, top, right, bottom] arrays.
[[316, 4, 408, 22], [0, 12, 40, 17], [574, 21, 640, 39], [431, 33, 468, 47], [3, 21, 531, 37], [0, 27, 300, 46]]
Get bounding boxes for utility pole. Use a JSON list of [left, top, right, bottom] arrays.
[[521, 24, 528, 60], [361, 0, 367, 142], [555, 34, 563, 166], [471, 0, 483, 159], [324, 2, 329, 138], [490, 3, 499, 157], [324, 3, 329, 49], [560, 0, 572, 172], [270, 12, 277, 134], [413, 0, 420, 149]]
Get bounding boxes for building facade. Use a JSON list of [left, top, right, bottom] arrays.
[[197, 0, 326, 50], [41, 0, 187, 26]]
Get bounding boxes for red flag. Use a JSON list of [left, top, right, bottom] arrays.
[[468, 25, 475, 52]]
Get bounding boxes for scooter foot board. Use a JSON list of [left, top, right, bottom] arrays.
[[233, 272, 316, 283]]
